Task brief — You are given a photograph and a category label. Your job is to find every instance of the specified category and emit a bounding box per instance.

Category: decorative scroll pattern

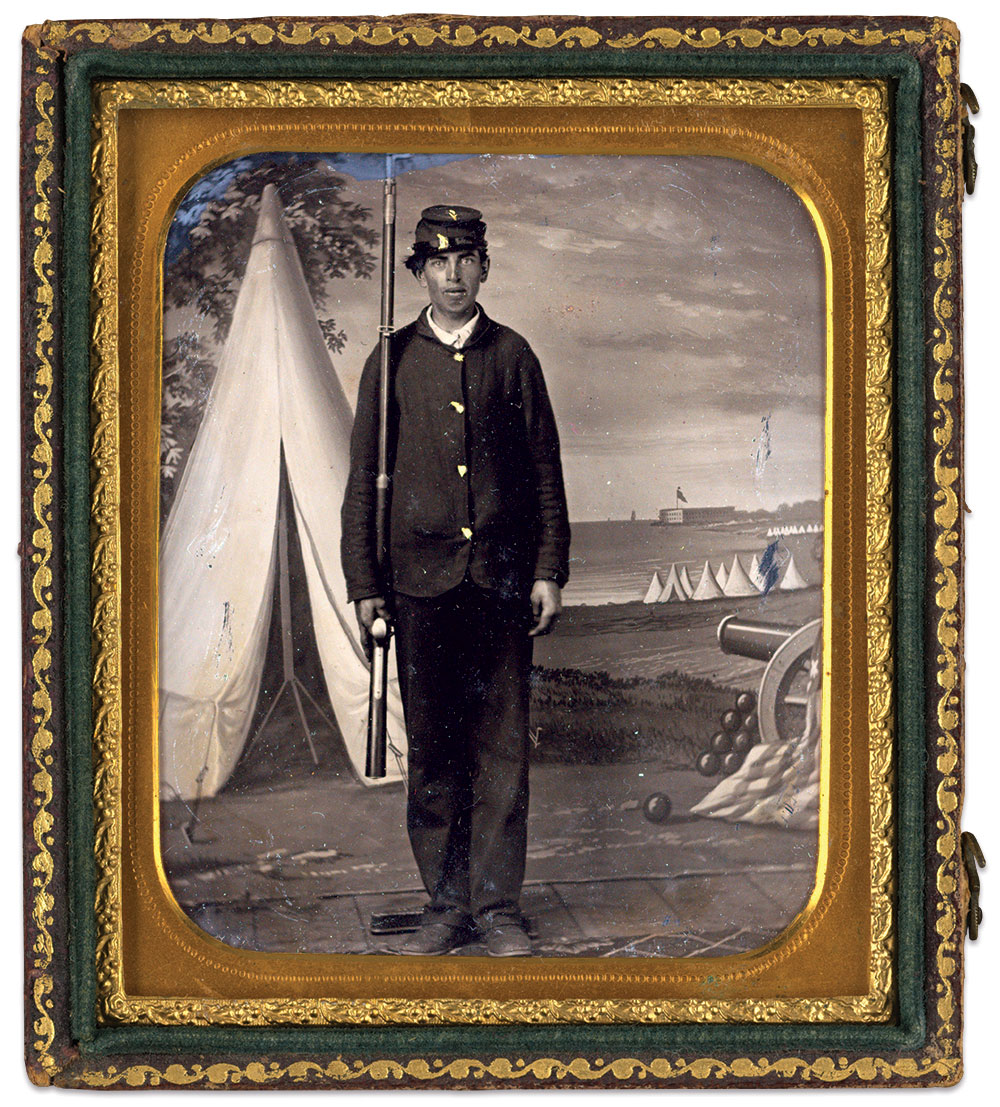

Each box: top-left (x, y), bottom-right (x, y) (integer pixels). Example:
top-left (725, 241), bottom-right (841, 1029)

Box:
top-left (24, 41), bottom-right (60, 1084)
top-left (75, 1053), bottom-right (961, 1089)
top-left (927, 33), bottom-right (964, 1058)
top-left (39, 19), bottom-right (944, 53)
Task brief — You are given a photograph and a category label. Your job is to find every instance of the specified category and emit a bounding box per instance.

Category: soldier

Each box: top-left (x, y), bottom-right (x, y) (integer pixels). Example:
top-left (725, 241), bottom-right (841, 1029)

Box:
top-left (341, 205), bottom-right (570, 956)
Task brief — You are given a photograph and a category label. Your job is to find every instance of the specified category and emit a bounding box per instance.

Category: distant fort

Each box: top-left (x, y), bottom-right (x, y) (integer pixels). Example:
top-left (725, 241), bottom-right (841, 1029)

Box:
top-left (654, 505), bottom-right (738, 526)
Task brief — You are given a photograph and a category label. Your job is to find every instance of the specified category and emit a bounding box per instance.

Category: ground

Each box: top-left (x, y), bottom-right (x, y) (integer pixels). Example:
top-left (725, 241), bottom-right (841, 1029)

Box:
top-left (160, 584), bottom-right (821, 958)
top-left (161, 761), bottom-right (817, 958)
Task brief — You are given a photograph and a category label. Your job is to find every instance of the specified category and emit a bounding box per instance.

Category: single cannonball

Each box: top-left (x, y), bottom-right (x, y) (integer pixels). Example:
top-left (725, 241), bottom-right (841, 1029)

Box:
top-left (642, 792), bottom-right (672, 823)
top-left (710, 730), bottom-right (733, 755)
top-left (733, 728), bottom-right (756, 755)
top-left (735, 690), bottom-right (757, 715)
top-left (720, 708), bottom-right (742, 733)
top-left (697, 750), bottom-right (721, 777)
top-left (722, 750), bottom-right (745, 775)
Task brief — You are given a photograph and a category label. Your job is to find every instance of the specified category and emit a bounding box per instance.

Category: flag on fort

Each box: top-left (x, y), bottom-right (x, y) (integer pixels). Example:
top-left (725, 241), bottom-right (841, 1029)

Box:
top-left (677, 487), bottom-right (688, 504)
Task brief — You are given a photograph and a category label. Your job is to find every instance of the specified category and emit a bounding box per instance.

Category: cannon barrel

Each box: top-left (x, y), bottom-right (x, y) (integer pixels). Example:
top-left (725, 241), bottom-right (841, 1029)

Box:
top-left (717, 615), bottom-right (798, 662)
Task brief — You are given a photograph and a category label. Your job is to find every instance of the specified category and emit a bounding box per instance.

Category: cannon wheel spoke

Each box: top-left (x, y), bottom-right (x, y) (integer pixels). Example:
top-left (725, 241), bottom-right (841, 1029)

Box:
top-left (757, 619), bottom-right (822, 747)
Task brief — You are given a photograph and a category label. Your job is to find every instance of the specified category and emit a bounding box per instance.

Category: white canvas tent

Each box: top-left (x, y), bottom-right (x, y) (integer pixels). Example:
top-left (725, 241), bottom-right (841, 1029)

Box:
top-left (749, 553), bottom-right (764, 592)
top-left (722, 554), bottom-right (759, 598)
top-left (690, 560), bottom-right (725, 601)
top-left (713, 561), bottom-right (729, 591)
top-left (642, 571), bottom-right (664, 604)
top-left (779, 553), bottom-right (809, 591)
top-left (677, 564), bottom-right (694, 598)
top-left (158, 185), bottom-right (407, 801)
top-left (657, 563), bottom-right (688, 602)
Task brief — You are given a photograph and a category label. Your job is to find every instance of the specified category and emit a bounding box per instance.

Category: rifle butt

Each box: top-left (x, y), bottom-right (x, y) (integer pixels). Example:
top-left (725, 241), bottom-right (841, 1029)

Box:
top-left (365, 619), bottom-right (391, 778)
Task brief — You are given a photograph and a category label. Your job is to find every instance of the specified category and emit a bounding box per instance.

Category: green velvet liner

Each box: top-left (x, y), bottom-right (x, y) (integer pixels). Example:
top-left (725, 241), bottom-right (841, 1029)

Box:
top-left (61, 45), bottom-right (926, 1060)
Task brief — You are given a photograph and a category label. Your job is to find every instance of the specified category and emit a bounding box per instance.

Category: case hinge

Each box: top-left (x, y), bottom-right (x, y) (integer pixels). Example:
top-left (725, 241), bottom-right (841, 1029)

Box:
top-left (961, 83), bottom-right (980, 196)
top-left (962, 831), bottom-right (985, 940)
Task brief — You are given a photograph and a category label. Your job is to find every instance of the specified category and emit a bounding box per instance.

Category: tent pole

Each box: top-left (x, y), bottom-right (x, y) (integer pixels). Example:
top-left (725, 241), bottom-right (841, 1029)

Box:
top-left (290, 681), bottom-right (319, 764)
top-left (243, 460), bottom-right (322, 767)
top-left (276, 476), bottom-right (320, 763)
top-left (277, 468), bottom-right (295, 683)
top-left (296, 681), bottom-right (338, 734)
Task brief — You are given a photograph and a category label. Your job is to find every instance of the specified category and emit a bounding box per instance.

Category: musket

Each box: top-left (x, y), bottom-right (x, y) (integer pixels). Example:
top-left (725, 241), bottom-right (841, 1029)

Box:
top-left (365, 159), bottom-right (396, 779)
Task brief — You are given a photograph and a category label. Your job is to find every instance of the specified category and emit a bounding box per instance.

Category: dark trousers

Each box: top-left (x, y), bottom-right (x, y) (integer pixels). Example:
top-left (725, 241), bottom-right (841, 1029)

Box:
top-left (393, 579), bottom-right (532, 928)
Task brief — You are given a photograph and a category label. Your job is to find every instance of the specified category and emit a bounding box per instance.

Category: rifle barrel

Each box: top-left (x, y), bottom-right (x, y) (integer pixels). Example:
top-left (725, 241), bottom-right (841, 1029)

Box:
top-left (375, 174), bottom-right (396, 565)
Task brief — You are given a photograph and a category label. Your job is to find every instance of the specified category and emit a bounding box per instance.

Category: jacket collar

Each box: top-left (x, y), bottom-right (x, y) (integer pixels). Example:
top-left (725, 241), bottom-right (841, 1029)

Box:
top-left (415, 304), bottom-right (494, 350)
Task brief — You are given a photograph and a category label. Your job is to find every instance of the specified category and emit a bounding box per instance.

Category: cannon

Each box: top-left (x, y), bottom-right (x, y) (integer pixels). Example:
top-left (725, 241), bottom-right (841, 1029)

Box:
top-left (717, 615), bottom-right (822, 746)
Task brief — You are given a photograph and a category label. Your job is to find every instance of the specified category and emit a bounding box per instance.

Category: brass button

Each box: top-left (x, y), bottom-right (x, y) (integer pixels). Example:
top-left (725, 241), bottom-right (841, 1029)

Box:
top-left (453, 351), bottom-right (465, 362)
top-left (450, 401), bottom-right (465, 413)
top-left (461, 527), bottom-right (473, 540)
top-left (457, 464), bottom-right (468, 477)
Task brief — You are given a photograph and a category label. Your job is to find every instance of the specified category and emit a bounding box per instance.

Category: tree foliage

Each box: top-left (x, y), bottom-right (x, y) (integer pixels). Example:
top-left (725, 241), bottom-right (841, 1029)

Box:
top-left (160, 333), bottom-right (216, 516)
top-left (161, 157), bottom-right (377, 517)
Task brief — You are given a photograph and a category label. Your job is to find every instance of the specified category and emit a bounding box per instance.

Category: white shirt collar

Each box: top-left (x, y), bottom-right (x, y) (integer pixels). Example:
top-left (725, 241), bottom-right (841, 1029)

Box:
top-left (426, 306), bottom-right (480, 349)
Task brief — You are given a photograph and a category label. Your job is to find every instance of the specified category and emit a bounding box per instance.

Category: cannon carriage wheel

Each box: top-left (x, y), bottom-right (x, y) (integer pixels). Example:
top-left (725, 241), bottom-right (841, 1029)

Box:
top-left (757, 618), bottom-right (822, 746)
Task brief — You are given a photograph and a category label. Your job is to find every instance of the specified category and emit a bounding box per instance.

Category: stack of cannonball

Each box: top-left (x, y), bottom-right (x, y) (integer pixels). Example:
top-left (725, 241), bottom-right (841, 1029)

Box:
top-left (695, 691), bottom-right (760, 777)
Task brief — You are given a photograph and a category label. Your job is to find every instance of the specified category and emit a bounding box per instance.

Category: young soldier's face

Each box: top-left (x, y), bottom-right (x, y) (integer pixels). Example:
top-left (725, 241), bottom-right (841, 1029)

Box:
top-left (418, 249), bottom-right (489, 325)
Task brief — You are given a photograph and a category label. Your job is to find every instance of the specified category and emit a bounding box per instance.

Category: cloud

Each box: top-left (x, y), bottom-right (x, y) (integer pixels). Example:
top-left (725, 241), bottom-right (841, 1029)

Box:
top-left (526, 225), bottom-right (625, 255)
top-left (226, 151), bottom-right (829, 515)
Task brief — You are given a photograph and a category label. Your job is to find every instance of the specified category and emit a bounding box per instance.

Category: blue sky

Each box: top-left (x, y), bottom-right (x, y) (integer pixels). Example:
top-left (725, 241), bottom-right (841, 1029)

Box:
top-left (165, 152), bottom-right (478, 264)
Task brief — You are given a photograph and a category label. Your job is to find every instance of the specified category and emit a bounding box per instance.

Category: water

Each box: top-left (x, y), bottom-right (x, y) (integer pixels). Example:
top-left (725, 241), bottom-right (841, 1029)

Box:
top-left (561, 520), bottom-right (823, 606)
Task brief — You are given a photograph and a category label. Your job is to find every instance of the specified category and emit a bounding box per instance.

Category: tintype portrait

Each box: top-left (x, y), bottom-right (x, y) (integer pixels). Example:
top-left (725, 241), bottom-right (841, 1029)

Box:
top-left (25, 15), bottom-right (973, 1087)
top-left (158, 152), bottom-right (824, 960)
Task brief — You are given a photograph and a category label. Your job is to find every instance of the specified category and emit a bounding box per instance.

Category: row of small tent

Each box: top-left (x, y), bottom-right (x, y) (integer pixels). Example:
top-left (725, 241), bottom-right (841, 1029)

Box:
top-left (642, 553), bottom-right (809, 604)
top-left (766, 523), bottom-right (823, 538)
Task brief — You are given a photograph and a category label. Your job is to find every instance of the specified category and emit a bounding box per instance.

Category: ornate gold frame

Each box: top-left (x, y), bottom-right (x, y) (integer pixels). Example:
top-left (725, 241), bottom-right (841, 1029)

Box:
top-left (21, 14), bottom-right (966, 1088)
top-left (88, 75), bottom-right (888, 1026)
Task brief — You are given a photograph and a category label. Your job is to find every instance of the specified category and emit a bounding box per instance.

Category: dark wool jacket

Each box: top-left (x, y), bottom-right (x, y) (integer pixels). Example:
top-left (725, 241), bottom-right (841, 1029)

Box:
top-left (341, 307), bottom-right (570, 602)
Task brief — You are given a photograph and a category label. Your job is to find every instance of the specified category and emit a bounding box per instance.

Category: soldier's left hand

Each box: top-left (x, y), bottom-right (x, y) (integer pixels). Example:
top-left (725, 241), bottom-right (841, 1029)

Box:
top-left (529, 579), bottom-right (562, 637)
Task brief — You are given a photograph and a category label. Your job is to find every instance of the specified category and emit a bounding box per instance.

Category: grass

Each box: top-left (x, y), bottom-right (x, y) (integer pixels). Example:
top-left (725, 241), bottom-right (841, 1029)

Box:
top-left (221, 664), bottom-right (745, 791)
top-left (528, 665), bottom-right (739, 769)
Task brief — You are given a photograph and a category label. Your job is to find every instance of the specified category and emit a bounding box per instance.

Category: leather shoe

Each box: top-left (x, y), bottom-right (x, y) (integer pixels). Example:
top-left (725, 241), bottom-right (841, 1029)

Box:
top-left (482, 923), bottom-right (532, 957)
top-left (399, 921), bottom-right (470, 956)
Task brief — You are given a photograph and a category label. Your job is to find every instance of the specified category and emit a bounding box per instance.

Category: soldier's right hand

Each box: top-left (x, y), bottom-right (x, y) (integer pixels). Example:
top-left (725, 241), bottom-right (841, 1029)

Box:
top-left (355, 596), bottom-right (392, 660)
